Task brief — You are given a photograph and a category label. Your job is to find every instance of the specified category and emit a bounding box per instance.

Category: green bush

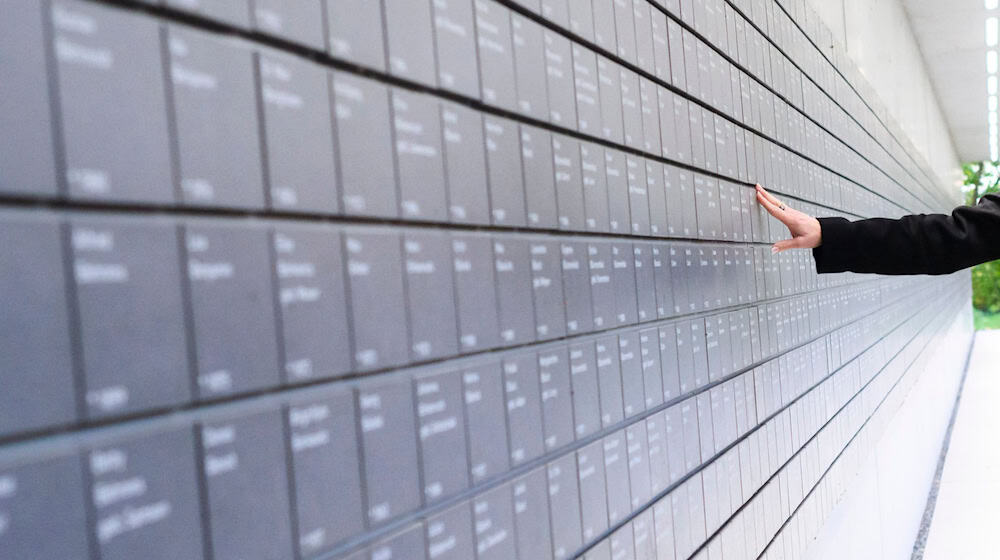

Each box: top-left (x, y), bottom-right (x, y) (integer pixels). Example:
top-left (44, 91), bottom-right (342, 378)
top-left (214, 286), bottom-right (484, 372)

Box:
top-left (964, 162), bottom-right (1000, 318)
top-left (972, 261), bottom-right (1000, 313)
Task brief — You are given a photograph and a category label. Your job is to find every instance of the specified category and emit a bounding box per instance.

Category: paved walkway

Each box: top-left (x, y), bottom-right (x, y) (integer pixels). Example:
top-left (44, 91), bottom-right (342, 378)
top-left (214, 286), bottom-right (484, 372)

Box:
top-left (922, 330), bottom-right (1000, 559)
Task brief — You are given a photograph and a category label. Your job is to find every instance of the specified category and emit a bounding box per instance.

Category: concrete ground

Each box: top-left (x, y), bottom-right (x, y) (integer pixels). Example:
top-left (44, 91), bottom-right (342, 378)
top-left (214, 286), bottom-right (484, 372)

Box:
top-left (922, 330), bottom-right (1000, 559)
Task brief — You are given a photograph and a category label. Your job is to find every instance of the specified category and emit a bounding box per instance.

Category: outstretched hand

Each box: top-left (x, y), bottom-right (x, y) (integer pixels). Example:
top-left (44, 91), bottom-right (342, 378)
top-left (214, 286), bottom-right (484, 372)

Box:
top-left (755, 184), bottom-right (822, 253)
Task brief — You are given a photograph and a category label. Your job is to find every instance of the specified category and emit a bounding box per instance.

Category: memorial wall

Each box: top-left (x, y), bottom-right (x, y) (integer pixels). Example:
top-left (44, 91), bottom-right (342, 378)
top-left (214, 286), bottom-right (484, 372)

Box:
top-left (0, 1), bottom-right (973, 559)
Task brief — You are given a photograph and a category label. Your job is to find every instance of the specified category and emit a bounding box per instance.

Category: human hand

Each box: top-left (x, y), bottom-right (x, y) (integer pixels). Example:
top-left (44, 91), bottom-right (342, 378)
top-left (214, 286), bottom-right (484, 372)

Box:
top-left (755, 184), bottom-right (822, 253)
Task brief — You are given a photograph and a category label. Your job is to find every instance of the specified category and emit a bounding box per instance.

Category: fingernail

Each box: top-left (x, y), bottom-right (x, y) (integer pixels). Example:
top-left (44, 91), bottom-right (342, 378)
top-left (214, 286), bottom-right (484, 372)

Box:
top-left (771, 246), bottom-right (779, 254)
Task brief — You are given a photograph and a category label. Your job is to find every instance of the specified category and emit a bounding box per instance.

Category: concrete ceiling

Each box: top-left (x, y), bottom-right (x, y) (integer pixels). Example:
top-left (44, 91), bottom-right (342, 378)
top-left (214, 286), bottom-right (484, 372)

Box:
top-left (903, 0), bottom-right (992, 162)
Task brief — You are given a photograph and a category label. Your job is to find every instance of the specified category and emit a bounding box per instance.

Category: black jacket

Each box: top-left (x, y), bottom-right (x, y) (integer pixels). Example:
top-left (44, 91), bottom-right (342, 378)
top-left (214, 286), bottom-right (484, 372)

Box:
top-left (812, 194), bottom-right (1000, 275)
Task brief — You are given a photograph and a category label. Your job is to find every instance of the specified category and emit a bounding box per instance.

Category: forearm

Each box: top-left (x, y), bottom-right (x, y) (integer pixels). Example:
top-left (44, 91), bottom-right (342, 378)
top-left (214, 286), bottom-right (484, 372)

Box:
top-left (812, 195), bottom-right (1000, 275)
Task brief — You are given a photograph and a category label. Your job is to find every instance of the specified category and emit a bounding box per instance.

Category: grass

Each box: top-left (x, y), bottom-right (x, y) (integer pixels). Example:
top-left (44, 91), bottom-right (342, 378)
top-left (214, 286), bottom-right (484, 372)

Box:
top-left (974, 308), bottom-right (1000, 330)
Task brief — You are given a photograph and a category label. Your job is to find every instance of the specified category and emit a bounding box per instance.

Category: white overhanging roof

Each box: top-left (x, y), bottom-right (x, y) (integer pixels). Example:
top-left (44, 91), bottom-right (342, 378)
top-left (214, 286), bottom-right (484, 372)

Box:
top-left (905, 0), bottom-right (993, 162)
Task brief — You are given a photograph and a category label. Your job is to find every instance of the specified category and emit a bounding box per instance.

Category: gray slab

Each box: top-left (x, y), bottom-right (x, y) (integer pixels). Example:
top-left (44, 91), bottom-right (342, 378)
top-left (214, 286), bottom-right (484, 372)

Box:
top-left (442, 102), bottom-right (491, 224)
top-left (550, 135), bottom-right (586, 231)
top-left (520, 125), bottom-right (558, 228)
top-left (415, 368), bottom-right (470, 503)
top-left (580, 142), bottom-right (610, 232)
top-left (687, 106), bottom-right (705, 170)
top-left (433, 0), bottom-right (480, 98)
top-left (273, 224), bottom-right (350, 383)
top-left (596, 336), bottom-right (625, 428)
top-left (544, 30), bottom-right (577, 129)
top-left (473, 484), bottom-right (517, 560)
top-left (667, 19), bottom-right (687, 90)
top-left (384, 0), bottom-right (436, 87)
top-left (627, 156), bottom-right (650, 235)
top-left (503, 353), bottom-right (545, 465)
top-left (287, 390), bottom-right (364, 557)
top-left (612, 242), bottom-right (639, 326)
top-left (633, 0), bottom-right (655, 73)
top-left (663, 405), bottom-right (686, 482)
top-left (651, 243), bottom-right (675, 319)
top-left (561, 241), bottom-right (593, 335)
top-left (597, 56), bottom-right (624, 144)
top-left (548, 454), bottom-right (583, 559)
top-left (169, 27), bottom-right (263, 209)
top-left (610, 522), bottom-right (636, 559)
top-left (586, 540), bottom-right (613, 560)
top-left (88, 426), bottom-right (203, 560)
top-left (633, 242), bottom-right (656, 322)
top-left (667, 244), bottom-right (690, 316)
top-left (619, 331), bottom-right (645, 418)
top-left (640, 327), bottom-right (664, 409)
top-left (620, 69), bottom-right (643, 151)
top-left (577, 440), bottom-right (609, 541)
top-left (568, 0), bottom-right (595, 40)
top-left (475, 0), bottom-right (518, 111)
top-left (538, 348), bottom-right (575, 452)
top-left (633, 509), bottom-right (656, 560)
top-left (404, 230), bottom-right (459, 361)
top-left (333, 72), bottom-right (398, 217)
top-left (344, 228), bottom-right (409, 371)
top-left (605, 150), bottom-right (630, 234)
top-left (71, 216), bottom-right (189, 418)
top-left (370, 523), bottom-right (427, 560)
top-left (451, 233), bottom-right (501, 352)
top-left (0, 451), bottom-right (90, 559)
top-left (569, 47), bottom-right (601, 140)
top-left (568, 341), bottom-right (601, 438)
top-left (259, 51), bottom-right (338, 213)
top-left (541, 0), bottom-right (570, 27)
top-left (462, 361), bottom-right (510, 483)
top-left (674, 319), bottom-right (695, 395)
top-left (0, 213), bottom-right (76, 436)
top-left (640, 81), bottom-right (662, 165)
top-left (185, 221), bottom-right (279, 399)
top-left (357, 375), bottom-right (421, 525)
top-left (485, 117), bottom-right (527, 226)
top-left (603, 431), bottom-right (632, 524)
top-left (252, 0), bottom-right (324, 48)
top-left (613, 0), bottom-right (637, 64)
top-left (646, 413), bottom-right (668, 494)
top-left (511, 14), bottom-right (549, 122)
top-left (676, 168), bottom-right (698, 236)
top-left (166, 0), bottom-right (250, 27)
top-left (0, 0), bottom-right (57, 197)
top-left (327, 0), bottom-right (385, 70)
top-left (671, 96), bottom-right (693, 166)
top-left (679, 398), bottom-right (701, 472)
top-left (426, 502), bottom-right (475, 560)
top-left (651, 9), bottom-right (671, 83)
top-left (54, 1), bottom-right (173, 204)
top-left (201, 409), bottom-right (294, 560)
top-left (493, 236), bottom-right (535, 345)
top-left (530, 239), bottom-right (567, 340)
top-left (592, 0), bottom-right (617, 52)
top-left (513, 467), bottom-right (554, 560)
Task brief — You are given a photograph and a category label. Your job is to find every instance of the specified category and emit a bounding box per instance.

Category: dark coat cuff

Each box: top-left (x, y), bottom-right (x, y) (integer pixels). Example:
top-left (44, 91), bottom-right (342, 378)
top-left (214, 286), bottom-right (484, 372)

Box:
top-left (812, 217), bottom-right (854, 274)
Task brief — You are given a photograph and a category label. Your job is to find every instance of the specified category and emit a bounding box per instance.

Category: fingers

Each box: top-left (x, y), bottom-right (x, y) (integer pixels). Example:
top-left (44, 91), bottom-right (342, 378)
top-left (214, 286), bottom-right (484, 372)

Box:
top-left (771, 237), bottom-right (808, 253)
top-left (756, 184), bottom-right (783, 207)
top-left (756, 190), bottom-right (793, 225)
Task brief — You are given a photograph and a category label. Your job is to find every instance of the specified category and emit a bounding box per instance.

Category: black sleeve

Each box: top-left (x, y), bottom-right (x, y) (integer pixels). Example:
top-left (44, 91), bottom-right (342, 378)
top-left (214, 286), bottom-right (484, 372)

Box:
top-left (811, 193), bottom-right (1000, 275)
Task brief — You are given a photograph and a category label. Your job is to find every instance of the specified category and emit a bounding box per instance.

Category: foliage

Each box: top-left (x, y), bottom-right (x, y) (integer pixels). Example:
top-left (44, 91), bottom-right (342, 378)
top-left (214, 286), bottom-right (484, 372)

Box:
top-left (962, 161), bottom-right (1000, 205)
top-left (972, 260), bottom-right (1000, 312)
top-left (964, 161), bottom-right (1000, 324)
top-left (973, 308), bottom-right (1000, 330)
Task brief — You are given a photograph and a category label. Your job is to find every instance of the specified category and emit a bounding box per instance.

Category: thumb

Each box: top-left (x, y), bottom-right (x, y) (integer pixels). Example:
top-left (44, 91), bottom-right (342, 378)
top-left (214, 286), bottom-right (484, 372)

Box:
top-left (772, 238), bottom-right (806, 253)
